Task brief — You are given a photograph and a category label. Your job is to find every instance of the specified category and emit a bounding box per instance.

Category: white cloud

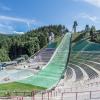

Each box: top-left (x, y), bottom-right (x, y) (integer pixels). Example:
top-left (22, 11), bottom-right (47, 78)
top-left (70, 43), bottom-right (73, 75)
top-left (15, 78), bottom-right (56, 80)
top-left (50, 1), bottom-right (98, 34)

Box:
top-left (0, 15), bottom-right (37, 34)
top-left (0, 23), bottom-right (25, 34)
top-left (80, 13), bottom-right (98, 22)
top-left (0, 15), bottom-right (36, 25)
top-left (13, 31), bottom-right (24, 34)
top-left (74, 0), bottom-right (100, 8)
top-left (76, 13), bottom-right (100, 23)
top-left (1, 6), bottom-right (11, 11)
top-left (0, 23), bottom-right (14, 34)
top-left (83, 0), bottom-right (100, 8)
top-left (0, 3), bottom-right (11, 11)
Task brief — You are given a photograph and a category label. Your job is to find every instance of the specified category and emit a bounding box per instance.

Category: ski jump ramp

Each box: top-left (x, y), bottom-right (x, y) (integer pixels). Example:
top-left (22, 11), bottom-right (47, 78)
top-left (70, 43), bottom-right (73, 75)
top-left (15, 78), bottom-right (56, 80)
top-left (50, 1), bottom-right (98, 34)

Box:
top-left (17, 33), bottom-right (71, 89)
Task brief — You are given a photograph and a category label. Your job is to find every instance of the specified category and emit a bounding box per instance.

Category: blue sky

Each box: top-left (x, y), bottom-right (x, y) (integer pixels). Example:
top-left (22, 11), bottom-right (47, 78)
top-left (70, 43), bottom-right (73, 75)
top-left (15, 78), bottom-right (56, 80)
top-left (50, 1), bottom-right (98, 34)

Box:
top-left (0, 0), bottom-right (100, 34)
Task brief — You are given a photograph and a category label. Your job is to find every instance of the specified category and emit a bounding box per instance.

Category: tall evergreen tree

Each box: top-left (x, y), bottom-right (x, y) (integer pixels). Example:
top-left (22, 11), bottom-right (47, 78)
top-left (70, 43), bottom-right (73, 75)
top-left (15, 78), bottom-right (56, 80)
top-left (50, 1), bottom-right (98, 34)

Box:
top-left (90, 25), bottom-right (96, 41)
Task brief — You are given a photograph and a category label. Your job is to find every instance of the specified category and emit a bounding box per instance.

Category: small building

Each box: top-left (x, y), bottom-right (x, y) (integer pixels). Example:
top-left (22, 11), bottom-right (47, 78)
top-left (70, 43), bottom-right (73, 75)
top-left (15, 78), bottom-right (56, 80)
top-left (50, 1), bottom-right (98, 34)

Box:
top-left (15, 57), bottom-right (25, 64)
top-left (49, 32), bottom-right (55, 44)
top-left (2, 61), bottom-right (17, 67)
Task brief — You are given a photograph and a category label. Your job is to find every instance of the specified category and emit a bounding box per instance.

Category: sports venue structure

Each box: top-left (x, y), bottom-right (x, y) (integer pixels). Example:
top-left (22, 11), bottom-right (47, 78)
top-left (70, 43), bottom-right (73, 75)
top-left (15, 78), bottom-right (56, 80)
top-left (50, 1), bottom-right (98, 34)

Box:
top-left (0, 33), bottom-right (100, 100)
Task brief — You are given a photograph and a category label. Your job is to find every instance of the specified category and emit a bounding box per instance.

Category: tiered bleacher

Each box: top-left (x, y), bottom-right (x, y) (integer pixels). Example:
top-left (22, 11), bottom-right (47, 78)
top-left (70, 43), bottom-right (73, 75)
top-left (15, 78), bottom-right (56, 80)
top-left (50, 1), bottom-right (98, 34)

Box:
top-left (29, 43), bottom-right (56, 68)
top-left (66, 67), bottom-right (73, 80)
top-left (68, 63), bottom-right (83, 81)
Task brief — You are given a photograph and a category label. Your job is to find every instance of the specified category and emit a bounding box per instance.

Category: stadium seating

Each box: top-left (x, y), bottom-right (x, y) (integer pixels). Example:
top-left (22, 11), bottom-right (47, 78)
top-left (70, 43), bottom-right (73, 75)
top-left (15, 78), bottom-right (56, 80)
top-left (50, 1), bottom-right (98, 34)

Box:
top-left (31, 48), bottom-right (55, 63)
top-left (68, 63), bottom-right (83, 81)
top-left (66, 67), bottom-right (73, 80)
top-left (82, 60), bottom-right (100, 72)
top-left (72, 61), bottom-right (98, 79)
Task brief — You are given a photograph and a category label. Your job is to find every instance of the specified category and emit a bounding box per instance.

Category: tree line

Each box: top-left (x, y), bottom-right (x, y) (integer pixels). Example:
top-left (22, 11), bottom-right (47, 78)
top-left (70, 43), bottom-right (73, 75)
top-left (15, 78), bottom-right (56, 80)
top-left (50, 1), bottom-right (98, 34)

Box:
top-left (0, 25), bottom-right (68, 62)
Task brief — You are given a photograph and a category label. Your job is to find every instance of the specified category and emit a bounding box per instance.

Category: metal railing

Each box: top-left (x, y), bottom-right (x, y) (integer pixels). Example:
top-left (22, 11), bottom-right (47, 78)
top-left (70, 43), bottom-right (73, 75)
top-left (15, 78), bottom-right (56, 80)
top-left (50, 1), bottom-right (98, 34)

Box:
top-left (9, 90), bottom-right (100, 100)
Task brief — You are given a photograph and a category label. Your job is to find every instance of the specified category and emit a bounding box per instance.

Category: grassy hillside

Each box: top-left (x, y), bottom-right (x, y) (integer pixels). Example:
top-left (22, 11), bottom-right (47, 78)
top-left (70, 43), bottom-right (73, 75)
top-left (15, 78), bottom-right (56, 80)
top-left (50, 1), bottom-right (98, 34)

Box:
top-left (0, 82), bottom-right (46, 96)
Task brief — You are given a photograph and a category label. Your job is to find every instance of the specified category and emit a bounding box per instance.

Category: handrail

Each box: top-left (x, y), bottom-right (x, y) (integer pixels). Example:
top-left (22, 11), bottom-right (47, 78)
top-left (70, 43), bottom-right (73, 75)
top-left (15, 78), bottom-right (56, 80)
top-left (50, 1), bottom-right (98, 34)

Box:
top-left (61, 89), bottom-right (100, 100)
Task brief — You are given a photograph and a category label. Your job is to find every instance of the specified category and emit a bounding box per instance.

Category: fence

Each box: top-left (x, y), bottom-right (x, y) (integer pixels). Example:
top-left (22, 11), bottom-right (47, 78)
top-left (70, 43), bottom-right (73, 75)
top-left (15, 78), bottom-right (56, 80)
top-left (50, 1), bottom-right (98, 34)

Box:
top-left (7, 90), bottom-right (100, 100)
top-left (61, 90), bottom-right (100, 100)
top-left (1, 79), bottom-right (100, 100)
